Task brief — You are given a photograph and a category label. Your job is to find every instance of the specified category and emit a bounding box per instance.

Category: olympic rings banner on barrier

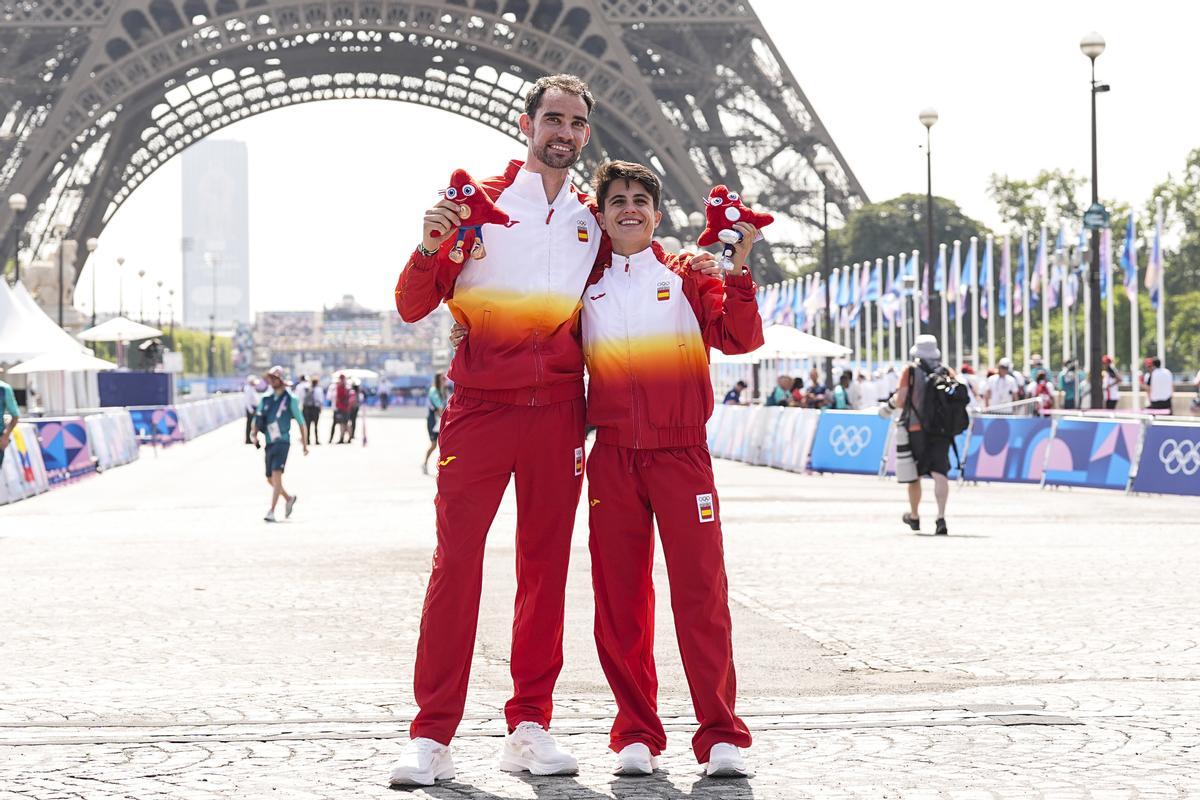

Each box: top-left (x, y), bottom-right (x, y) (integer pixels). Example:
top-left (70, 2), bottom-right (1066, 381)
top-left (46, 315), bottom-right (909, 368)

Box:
top-left (810, 410), bottom-right (891, 475)
top-left (1042, 418), bottom-right (1142, 491)
top-left (34, 417), bottom-right (96, 485)
top-left (963, 416), bottom-right (1053, 484)
top-left (1131, 423), bottom-right (1200, 496)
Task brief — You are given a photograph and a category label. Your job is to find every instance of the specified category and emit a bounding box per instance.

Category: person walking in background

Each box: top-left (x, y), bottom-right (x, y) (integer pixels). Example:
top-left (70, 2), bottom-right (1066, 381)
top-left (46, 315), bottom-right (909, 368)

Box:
top-left (765, 375), bottom-right (791, 406)
top-left (422, 373), bottom-right (449, 475)
top-left (722, 380), bottom-right (747, 405)
top-left (243, 375), bottom-right (260, 445)
top-left (331, 373), bottom-right (351, 444)
top-left (1147, 358), bottom-right (1174, 411)
top-left (379, 375), bottom-right (392, 411)
top-left (887, 334), bottom-right (967, 536)
top-left (348, 379), bottom-right (363, 442)
top-left (1058, 359), bottom-right (1081, 410)
top-left (983, 358), bottom-right (1020, 412)
top-left (250, 366), bottom-right (309, 522)
top-left (831, 371), bottom-right (853, 409)
top-left (1101, 355), bottom-right (1121, 410)
top-left (303, 376), bottom-right (323, 445)
top-left (0, 376), bottom-right (20, 471)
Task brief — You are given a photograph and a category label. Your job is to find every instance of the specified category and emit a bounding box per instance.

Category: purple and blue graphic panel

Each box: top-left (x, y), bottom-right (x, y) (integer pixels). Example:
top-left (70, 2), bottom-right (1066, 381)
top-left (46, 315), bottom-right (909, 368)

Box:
top-left (34, 418), bottom-right (95, 485)
top-left (129, 407), bottom-right (183, 444)
top-left (1042, 419), bottom-right (1142, 490)
top-left (1131, 423), bottom-right (1200, 497)
top-left (963, 416), bottom-right (1053, 484)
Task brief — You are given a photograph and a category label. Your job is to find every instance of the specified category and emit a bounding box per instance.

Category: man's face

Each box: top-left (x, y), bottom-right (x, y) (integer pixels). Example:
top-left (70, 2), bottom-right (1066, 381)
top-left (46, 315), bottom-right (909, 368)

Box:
top-left (268, 375), bottom-right (283, 392)
top-left (520, 89), bottom-right (590, 170)
top-left (999, 366), bottom-right (1009, 377)
top-left (598, 178), bottom-right (661, 252)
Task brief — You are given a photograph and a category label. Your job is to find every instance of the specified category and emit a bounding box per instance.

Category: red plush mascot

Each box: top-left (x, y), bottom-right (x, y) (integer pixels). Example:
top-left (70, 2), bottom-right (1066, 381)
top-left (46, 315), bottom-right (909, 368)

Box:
top-left (431, 168), bottom-right (517, 263)
top-left (697, 185), bottom-right (774, 271)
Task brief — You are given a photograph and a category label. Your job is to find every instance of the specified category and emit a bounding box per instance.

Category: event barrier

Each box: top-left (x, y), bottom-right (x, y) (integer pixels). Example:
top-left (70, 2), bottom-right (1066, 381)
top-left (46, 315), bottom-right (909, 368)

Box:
top-left (1131, 421), bottom-right (1200, 497)
top-left (963, 416), bottom-right (1053, 484)
top-left (709, 405), bottom-right (822, 472)
top-left (1042, 417), bottom-right (1144, 491)
top-left (85, 410), bottom-right (140, 471)
top-left (0, 422), bottom-right (50, 505)
top-left (129, 406), bottom-right (184, 445)
top-left (809, 410), bottom-right (892, 475)
top-left (762, 407), bottom-right (821, 473)
top-left (33, 417), bottom-right (96, 485)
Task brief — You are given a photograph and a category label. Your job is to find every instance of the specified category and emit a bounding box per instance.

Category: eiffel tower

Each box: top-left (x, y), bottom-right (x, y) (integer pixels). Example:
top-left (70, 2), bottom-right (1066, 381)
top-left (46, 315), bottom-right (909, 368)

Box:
top-left (0, 0), bottom-right (867, 287)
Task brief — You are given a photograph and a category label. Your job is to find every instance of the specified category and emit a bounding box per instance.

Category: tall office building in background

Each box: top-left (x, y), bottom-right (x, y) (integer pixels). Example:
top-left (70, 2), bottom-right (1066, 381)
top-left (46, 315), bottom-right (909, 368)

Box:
top-left (181, 139), bottom-right (250, 330)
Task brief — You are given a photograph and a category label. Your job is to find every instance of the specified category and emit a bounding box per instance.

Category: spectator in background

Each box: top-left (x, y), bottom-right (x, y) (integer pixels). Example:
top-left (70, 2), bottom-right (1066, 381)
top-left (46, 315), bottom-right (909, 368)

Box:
top-left (984, 358), bottom-right (1020, 413)
top-left (959, 364), bottom-right (981, 411)
top-left (790, 376), bottom-right (806, 406)
top-left (856, 371), bottom-right (880, 409)
top-left (1032, 371), bottom-right (1055, 415)
top-left (1025, 353), bottom-right (1046, 396)
top-left (1190, 367), bottom-right (1200, 416)
top-left (348, 379), bottom-right (364, 441)
top-left (722, 380), bottom-right (748, 405)
top-left (303, 376), bottom-right (323, 444)
top-left (0, 375), bottom-right (19, 471)
top-left (422, 373), bottom-right (449, 475)
top-left (331, 373), bottom-right (352, 444)
top-left (804, 367), bottom-right (828, 408)
top-left (1147, 358), bottom-right (1174, 411)
top-left (1058, 359), bottom-right (1081, 410)
top-left (831, 371), bottom-right (853, 409)
top-left (883, 365), bottom-right (900, 399)
top-left (1101, 355), bottom-right (1121, 410)
top-left (243, 375), bottom-right (261, 445)
top-left (765, 375), bottom-right (792, 407)
top-left (379, 376), bottom-right (392, 411)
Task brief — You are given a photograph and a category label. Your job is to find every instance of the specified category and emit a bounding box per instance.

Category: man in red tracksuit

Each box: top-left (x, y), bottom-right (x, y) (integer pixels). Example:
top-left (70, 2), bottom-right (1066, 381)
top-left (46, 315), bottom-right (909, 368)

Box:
top-left (581, 161), bottom-right (764, 777)
top-left (388, 74), bottom-right (606, 787)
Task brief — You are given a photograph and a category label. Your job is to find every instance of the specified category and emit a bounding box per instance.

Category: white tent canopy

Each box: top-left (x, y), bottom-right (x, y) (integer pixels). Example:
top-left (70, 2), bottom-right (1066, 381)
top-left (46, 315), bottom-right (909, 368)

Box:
top-left (77, 316), bottom-right (163, 342)
top-left (5, 350), bottom-right (118, 374)
top-left (0, 280), bottom-right (88, 361)
top-left (711, 325), bottom-right (851, 364)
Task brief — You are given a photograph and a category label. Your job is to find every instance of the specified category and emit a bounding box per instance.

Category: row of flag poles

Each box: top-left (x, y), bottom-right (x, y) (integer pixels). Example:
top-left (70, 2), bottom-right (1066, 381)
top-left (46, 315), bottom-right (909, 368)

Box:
top-left (753, 204), bottom-right (1167, 394)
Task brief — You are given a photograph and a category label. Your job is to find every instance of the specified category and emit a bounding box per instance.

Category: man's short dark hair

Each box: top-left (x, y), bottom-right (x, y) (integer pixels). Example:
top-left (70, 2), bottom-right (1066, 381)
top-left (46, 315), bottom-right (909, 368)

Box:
top-left (524, 74), bottom-right (595, 118)
top-left (1152, 358), bottom-right (1162, 368)
top-left (736, 380), bottom-right (747, 388)
top-left (592, 160), bottom-right (661, 211)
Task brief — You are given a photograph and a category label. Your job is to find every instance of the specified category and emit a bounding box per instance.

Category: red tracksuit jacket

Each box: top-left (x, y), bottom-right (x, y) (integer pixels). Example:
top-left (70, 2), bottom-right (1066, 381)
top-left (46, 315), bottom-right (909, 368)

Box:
top-left (394, 160), bottom-right (605, 404)
top-left (581, 242), bottom-right (764, 449)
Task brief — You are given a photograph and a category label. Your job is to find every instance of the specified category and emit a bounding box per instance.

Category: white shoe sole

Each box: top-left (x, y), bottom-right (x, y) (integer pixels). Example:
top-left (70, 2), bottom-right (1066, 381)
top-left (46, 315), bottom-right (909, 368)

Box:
top-left (388, 764), bottom-right (455, 786)
top-left (499, 755), bottom-right (579, 776)
top-left (614, 761), bottom-right (655, 776)
top-left (705, 763), bottom-right (754, 778)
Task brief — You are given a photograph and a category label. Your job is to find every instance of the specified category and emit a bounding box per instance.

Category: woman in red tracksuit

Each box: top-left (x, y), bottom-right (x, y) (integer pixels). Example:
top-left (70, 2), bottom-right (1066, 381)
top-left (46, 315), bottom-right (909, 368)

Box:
top-left (582, 161), bottom-right (764, 778)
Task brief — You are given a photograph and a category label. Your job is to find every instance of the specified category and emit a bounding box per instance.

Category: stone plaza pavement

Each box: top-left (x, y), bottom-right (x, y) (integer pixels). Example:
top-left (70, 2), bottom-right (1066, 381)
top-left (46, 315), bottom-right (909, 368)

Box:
top-left (1, 416), bottom-right (1197, 799)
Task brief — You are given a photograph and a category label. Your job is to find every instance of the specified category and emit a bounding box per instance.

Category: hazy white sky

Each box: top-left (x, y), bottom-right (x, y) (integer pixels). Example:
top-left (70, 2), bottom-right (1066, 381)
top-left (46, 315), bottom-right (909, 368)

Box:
top-left (82, 0), bottom-right (1197, 316)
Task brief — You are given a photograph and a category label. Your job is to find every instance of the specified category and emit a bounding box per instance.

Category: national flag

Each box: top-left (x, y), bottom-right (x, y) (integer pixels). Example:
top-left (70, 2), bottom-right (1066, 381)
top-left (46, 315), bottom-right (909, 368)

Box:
top-left (999, 237), bottom-right (1011, 318)
top-left (1047, 262), bottom-right (1061, 310)
top-left (880, 259), bottom-right (899, 323)
top-left (792, 277), bottom-right (807, 330)
top-left (1121, 216), bottom-right (1138, 302)
top-left (867, 260), bottom-right (881, 301)
top-left (1031, 227), bottom-right (1047, 307)
top-left (837, 265), bottom-right (851, 307)
top-left (1014, 234), bottom-right (1026, 316)
top-left (777, 280), bottom-right (793, 326)
top-left (947, 241), bottom-right (961, 320)
top-left (921, 262), bottom-right (930, 323)
top-left (1064, 269), bottom-right (1078, 309)
top-left (1146, 214), bottom-right (1163, 309)
top-left (933, 246), bottom-right (945, 293)
top-left (828, 269), bottom-right (838, 314)
top-left (980, 240), bottom-right (992, 320)
top-left (1099, 227), bottom-right (1111, 300)
top-left (858, 260), bottom-right (871, 304)
top-left (959, 238), bottom-right (976, 312)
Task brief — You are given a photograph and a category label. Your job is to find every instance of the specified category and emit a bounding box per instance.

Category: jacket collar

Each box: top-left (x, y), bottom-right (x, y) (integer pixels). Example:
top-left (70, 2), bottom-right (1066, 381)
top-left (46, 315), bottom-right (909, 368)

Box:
top-left (611, 240), bottom-right (670, 270)
top-left (505, 159), bottom-right (578, 207)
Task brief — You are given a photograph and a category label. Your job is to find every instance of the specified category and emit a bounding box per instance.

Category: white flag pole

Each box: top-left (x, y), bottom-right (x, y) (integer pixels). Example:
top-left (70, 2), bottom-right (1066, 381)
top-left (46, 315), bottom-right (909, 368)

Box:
top-left (1021, 229), bottom-right (1030, 372)
top-left (952, 240), bottom-right (963, 371)
top-left (985, 233), bottom-right (995, 370)
top-left (1155, 196), bottom-right (1166, 364)
top-left (912, 248), bottom-right (921, 346)
top-left (899, 254), bottom-right (909, 361)
top-left (1059, 245), bottom-right (1070, 367)
top-left (1105, 229), bottom-right (1115, 360)
top-left (875, 257), bottom-right (884, 369)
top-left (969, 235), bottom-right (979, 371)
top-left (1003, 234), bottom-right (1013, 365)
top-left (938, 243), bottom-right (948, 357)
top-left (1040, 224), bottom-right (1050, 367)
top-left (887, 255), bottom-right (896, 363)
top-left (851, 263), bottom-right (860, 368)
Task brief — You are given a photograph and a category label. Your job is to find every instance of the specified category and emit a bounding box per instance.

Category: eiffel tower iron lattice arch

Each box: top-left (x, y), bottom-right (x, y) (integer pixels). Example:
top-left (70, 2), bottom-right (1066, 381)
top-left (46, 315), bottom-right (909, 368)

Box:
top-left (0, 0), bottom-right (866, 286)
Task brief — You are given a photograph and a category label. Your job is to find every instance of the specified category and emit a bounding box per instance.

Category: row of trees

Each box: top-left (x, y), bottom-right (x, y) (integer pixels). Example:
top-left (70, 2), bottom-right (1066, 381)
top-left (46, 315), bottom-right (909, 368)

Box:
top-left (805, 148), bottom-right (1200, 375)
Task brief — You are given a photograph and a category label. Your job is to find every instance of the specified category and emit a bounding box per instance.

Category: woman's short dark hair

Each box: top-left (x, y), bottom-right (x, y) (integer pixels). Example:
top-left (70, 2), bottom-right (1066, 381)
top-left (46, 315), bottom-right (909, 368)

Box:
top-left (592, 160), bottom-right (661, 211)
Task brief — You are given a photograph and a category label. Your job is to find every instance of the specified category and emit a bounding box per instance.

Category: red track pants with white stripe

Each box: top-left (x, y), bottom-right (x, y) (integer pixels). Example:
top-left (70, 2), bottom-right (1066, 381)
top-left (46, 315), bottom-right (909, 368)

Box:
top-left (586, 442), bottom-right (751, 763)
top-left (409, 392), bottom-right (585, 743)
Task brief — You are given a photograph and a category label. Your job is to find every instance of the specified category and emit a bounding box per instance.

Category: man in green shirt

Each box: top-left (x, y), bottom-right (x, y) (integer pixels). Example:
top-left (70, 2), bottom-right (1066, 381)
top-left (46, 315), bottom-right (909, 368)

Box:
top-left (0, 379), bottom-right (19, 471)
top-left (250, 366), bottom-right (309, 522)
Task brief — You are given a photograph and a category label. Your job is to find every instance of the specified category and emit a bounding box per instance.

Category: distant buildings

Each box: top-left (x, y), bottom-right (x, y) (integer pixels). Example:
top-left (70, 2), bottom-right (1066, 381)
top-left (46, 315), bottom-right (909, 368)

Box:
top-left (181, 139), bottom-right (250, 331)
top-left (252, 295), bottom-right (451, 386)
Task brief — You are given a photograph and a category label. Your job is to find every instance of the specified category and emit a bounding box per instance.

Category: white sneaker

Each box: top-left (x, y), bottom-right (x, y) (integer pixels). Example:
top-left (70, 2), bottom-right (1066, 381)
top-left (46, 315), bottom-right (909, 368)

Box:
top-left (388, 737), bottom-right (455, 786)
top-left (613, 742), bottom-right (658, 776)
top-left (263, 510), bottom-right (276, 522)
top-left (704, 743), bottom-right (754, 778)
top-left (285, 495), bottom-right (297, 519)
top-left (499, 721), bottom-right (579, 775)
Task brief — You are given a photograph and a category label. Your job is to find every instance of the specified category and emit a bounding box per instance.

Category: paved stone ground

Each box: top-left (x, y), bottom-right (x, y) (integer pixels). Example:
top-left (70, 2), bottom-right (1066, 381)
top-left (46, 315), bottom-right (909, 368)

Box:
top-left (2, 417), bottom-right (1197, 799)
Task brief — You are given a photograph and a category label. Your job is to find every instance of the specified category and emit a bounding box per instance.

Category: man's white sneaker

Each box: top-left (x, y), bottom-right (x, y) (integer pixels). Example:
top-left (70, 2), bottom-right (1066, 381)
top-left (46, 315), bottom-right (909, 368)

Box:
top-left (388, 737), bottom-right (455, 786)
top-left (613, 742), bottom-right (658, 776)
top-left (263, 510), bottom-right (276, 522)
top-left (499, 721), bottom-right (579, 775)
top-left (704, 743), bottom-right (754, 778)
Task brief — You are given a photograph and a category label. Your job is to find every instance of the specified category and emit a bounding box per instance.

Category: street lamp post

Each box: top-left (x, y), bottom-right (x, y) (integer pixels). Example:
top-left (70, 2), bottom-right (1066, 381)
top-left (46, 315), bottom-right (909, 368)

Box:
top-left (205, 252), bottom-right (218, 381)
top-left (156, 280), bottom-right (163, 329)
top-left (86, 237), bottom-right (100, 328)
top-left (137, 269), bottom-right (146, 322)
top-left (53, 224), bottom-right (67, 327)
top-left (7, 193), bottom-right (26, 285)
top-left (814, 152), bottom-right (838, 390)
top-left (919, 108), bottom-right (938, 339)
top-left (116, 256), bottom-right (126, 317)
top-left (168, 288), bottom-right (176, 344)
top-left (1081, 32), bottom-right (1107, 409)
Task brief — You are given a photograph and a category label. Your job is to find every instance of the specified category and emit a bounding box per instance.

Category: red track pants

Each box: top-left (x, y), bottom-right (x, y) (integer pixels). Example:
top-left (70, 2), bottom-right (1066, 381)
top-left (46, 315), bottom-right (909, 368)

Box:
top-left (586, 442), bottom-right (751, 762)
top-left (410, 393), bottom-right (585, 743)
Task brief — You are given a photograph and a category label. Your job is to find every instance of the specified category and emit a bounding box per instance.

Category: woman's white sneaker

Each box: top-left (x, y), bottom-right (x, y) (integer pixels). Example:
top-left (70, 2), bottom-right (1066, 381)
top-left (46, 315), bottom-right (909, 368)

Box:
top-left (613, 742), bottom-right (658, 775)
top-left (704, 743), bottom-right (754, 778)
top-left (388, 737), bottom-right (455, 786)
top-left (499, 721), bottom-right (579, 775)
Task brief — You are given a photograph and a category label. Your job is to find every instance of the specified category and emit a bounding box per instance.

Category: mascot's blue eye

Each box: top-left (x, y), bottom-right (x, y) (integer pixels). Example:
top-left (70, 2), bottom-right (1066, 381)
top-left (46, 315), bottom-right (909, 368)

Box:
top-left (727, 192), bottom-right (740, 202)
top-left (462, 185), bottom-right (476, 197)
top-left (445, 187), bottom-right (458, 199)
top-left (710, 196), bottom-right (723, 206)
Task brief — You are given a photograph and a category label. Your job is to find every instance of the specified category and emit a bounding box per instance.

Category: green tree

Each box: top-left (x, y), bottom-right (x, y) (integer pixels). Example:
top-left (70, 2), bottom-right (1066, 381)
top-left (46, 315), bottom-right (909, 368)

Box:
top-left (1147, 146), bottom-right (1200, 299)
top-left (987, 169), bottom-right (1086, 233)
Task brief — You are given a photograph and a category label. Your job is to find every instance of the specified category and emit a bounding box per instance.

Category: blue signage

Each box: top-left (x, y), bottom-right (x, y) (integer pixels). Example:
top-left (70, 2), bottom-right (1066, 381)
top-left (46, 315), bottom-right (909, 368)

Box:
top-left (810, 411), bottom-right (891, 475)
top-left (1131, 424), bottom-right (1200, 496)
